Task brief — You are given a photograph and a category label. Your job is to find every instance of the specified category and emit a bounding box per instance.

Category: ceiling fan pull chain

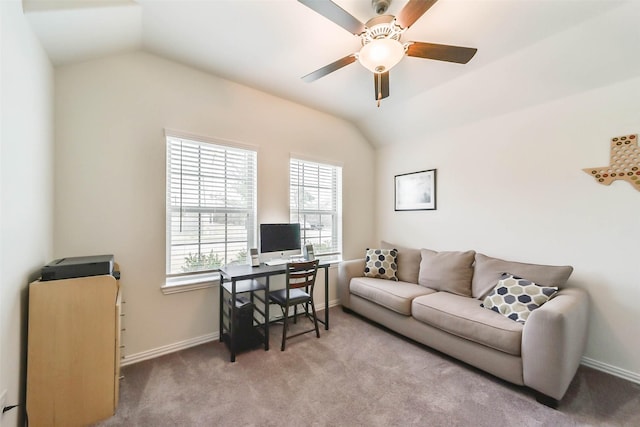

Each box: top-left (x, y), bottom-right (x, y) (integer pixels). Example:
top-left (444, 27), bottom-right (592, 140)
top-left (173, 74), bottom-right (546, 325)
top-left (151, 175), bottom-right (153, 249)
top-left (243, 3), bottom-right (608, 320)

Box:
top-left (377, 73), bottom-right (382, 108)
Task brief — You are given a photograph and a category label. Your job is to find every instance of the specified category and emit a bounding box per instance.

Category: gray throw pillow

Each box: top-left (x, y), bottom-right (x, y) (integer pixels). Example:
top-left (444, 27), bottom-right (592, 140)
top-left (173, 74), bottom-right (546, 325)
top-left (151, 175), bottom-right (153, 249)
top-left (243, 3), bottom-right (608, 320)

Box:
top-left (472, 253), bottom-right (573, 299)
top-left (381, 241), bottom-right (421, 284)
top-left (418, 249), bottom-right (476, 297)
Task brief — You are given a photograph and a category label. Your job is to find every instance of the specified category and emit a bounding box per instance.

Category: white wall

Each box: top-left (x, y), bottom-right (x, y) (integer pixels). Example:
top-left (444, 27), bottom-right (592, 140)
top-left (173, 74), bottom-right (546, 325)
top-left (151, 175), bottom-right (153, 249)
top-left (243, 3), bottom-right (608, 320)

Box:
top-left (376, 74), bottom-right (640, 381)
top-left (0, 1), bottom-right (54, 426)
top-left (54, 52), bottom-right (375, 361)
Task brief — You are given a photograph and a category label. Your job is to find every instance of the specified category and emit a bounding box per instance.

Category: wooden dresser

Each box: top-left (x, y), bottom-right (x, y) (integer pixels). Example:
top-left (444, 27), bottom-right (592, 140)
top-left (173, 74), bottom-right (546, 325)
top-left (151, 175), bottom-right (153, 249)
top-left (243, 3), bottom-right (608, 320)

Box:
top-left (26, 267), bottom-right (122, 426)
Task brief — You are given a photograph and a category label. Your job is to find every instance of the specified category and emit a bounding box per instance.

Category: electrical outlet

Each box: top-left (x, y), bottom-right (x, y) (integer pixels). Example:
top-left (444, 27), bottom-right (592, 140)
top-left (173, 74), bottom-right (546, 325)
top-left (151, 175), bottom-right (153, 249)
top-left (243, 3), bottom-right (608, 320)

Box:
top-left (0, 389), bottom-right (6, 413)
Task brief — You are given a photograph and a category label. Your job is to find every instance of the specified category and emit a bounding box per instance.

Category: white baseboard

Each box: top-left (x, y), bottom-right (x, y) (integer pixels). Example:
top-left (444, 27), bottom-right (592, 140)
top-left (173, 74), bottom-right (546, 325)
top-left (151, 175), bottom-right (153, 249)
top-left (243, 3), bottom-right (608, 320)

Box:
top-left (121, 299), bottom-right (341, 367)
top-left (581, 356), bottom-right (640, 385)
top-left (121, 333), bottom-right (218, 366)
top-left (317, 298), bottom-right (340, 312)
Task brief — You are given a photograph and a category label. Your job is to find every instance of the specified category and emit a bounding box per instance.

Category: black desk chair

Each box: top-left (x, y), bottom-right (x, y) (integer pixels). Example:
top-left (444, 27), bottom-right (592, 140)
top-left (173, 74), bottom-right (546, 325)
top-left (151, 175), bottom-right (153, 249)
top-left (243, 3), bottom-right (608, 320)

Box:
top-left (269, 260), bottom-right (320, 351)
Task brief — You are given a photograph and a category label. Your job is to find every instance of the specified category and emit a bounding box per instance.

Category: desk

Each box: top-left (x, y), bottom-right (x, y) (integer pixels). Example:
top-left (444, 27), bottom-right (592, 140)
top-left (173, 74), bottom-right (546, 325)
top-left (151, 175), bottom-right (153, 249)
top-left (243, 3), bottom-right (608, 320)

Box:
top-left (219, 260), bottom-right (332, 362)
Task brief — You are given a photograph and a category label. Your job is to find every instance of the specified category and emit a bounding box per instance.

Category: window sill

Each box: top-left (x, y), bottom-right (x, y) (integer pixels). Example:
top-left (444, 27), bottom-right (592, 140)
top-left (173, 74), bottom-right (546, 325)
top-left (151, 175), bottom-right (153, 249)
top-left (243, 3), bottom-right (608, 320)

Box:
top-left (162, 272), bottom-right (220, 295)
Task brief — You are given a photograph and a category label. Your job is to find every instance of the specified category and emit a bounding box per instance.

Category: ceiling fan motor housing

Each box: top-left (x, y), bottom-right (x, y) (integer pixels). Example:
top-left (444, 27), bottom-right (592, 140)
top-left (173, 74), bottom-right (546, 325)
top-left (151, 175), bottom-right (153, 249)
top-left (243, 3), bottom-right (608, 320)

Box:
top-left (372, 0), bottom-right (391, 15)
top-left (361, 15), bottom-right (404, 45)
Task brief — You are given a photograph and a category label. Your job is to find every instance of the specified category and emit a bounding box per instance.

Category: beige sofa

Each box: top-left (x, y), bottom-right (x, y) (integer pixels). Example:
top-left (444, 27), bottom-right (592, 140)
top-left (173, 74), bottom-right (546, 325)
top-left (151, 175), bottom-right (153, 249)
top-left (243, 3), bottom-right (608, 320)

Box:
top-left (338, 242), bottom-right (589, 407)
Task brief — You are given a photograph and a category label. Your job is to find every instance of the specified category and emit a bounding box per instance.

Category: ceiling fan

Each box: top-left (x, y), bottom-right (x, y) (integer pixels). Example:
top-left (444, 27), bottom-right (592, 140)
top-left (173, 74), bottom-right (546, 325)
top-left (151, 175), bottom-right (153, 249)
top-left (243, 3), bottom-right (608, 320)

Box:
top-left (298, 0), bottom-right (477, 106)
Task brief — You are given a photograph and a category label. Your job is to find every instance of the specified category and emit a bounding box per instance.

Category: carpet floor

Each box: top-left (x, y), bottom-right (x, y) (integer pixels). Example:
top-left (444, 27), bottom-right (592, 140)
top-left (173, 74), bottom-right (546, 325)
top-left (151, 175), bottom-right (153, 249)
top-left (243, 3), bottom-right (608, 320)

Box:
top-left (96, 307), bottom-right (640, 426)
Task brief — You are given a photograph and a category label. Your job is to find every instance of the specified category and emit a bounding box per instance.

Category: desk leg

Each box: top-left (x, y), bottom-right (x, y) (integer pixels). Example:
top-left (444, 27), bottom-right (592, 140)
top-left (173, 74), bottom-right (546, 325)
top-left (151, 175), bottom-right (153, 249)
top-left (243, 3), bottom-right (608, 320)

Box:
top-left (219, 280), bottom-right (224, 343)
top-left (265, 276), bottom-right (270, 351)
top-left (229, 280), bottom-right (237, 363)
top-left (324, 266), bottom-right (329, 330)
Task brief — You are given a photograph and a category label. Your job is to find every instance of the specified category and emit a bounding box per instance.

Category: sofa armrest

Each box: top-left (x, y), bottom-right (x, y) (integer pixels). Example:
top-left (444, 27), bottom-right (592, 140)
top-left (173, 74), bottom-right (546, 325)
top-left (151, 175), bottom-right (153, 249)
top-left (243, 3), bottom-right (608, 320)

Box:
top-left (338, 258), bottom-right (365, 309)
top-left (522, 287), bottom-right (589, 401)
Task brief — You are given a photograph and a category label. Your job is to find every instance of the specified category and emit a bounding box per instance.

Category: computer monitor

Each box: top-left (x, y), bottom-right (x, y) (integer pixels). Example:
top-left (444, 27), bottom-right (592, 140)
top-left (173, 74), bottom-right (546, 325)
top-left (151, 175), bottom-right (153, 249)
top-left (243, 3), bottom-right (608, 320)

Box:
top-left (259, 223), bottom-right (301, 254)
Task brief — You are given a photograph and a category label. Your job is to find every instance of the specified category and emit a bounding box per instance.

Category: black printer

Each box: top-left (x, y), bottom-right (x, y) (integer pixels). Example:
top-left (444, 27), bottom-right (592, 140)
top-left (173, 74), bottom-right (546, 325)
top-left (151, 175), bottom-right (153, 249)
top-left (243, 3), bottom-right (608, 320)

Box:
top-left (41, 254), bottom-right (119, 281)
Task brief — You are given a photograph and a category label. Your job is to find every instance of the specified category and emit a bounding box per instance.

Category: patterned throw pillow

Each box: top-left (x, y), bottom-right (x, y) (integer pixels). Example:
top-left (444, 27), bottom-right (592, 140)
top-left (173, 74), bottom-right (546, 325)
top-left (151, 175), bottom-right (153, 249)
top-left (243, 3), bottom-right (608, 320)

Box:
top-left (481, 273), bottom-right (558, 324)
top-left (364, 248), bottom-right (399, 281)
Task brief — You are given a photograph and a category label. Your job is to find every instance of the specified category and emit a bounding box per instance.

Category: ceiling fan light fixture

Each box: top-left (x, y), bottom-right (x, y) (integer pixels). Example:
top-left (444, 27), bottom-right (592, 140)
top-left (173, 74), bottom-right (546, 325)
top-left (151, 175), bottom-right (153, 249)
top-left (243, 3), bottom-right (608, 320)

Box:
top-left (358, 38), bottom-right (405, 73)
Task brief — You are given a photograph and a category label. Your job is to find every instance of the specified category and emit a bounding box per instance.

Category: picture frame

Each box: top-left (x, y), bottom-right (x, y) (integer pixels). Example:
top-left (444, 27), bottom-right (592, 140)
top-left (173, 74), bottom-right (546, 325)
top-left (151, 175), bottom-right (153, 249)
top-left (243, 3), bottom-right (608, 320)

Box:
top-left (394, 169), bottom-right (437, 211)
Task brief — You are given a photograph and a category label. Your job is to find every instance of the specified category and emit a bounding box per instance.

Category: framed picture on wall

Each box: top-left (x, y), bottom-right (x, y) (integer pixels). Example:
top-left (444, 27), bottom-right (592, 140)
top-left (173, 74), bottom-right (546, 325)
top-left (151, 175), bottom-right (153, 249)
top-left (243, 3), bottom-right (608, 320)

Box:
top-left (395, 169), bottom-right (437, 211)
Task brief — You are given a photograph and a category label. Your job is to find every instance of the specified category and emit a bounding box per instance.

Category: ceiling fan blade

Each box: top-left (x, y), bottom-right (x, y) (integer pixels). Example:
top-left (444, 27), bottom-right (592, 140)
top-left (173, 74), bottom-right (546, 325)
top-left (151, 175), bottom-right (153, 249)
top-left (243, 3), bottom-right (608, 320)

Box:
top-left (396, 0), bottom-right (439, 29)
top-left (374, 71), bottom-right (390, 101)
top-left (406, 42), bottom-right (477, 64)
top-left (302, 54), bottom-right (357, 83)
top-left (298, 0), bottom-right (365, 35)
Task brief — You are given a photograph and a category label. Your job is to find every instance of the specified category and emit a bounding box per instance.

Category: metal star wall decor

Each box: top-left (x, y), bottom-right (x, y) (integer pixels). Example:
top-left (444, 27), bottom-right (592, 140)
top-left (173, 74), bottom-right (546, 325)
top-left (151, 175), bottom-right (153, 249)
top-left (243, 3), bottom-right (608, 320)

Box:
top-left (584, 134), bottom-right (640, 192)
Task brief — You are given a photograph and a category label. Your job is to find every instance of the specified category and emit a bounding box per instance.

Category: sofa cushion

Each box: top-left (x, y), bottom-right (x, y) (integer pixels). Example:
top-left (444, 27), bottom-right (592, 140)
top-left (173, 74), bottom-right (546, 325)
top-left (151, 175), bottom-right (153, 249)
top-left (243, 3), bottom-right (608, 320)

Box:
top-left (472, 253), bottom-right (573, 299)
top-left (481, 273), bottom-right (558, 324)
top-left (350, 277), bottom-right (436, 316)
top-left (412, 292), bottom-right (523, 356)
top-left (364, 248), bottom-right (399, 281)
top-left (381, 241), bottom-right (421, 284)
top-left (418, 249), bottom-right (475, 297)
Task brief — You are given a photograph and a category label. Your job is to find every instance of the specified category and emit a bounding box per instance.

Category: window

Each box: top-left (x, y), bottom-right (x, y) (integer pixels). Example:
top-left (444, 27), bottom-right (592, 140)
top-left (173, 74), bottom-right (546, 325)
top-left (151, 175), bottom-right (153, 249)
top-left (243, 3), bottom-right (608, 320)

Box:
top-left (290, 158), bottom-right (342, 257)
top-left (166, 134), bottom-right (257, 280)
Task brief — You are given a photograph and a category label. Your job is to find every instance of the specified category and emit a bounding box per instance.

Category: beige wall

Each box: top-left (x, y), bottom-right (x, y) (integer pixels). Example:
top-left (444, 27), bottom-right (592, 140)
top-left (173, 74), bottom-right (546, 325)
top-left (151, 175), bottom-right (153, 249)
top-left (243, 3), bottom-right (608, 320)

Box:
top-left (375, 74), bottom-right (640, 382)
top-left (54, 52), bottom-right (375, 361)
top-left (1, 1), bottom-right (54, 426)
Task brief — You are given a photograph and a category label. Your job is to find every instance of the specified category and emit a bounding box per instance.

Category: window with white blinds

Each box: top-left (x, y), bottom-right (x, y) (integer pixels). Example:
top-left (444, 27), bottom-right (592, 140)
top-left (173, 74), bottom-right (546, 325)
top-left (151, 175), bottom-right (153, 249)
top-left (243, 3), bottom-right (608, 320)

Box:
top-left (166, 135), bottom-right (257, 276)
top-left (290, 158), bottom-right (342, 257)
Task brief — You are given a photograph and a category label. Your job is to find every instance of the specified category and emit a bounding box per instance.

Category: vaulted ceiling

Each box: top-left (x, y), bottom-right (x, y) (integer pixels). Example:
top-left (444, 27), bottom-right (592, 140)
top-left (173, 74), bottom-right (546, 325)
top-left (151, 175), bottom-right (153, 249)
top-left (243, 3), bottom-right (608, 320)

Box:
top-left (23, 0), bottom-right (633, 146)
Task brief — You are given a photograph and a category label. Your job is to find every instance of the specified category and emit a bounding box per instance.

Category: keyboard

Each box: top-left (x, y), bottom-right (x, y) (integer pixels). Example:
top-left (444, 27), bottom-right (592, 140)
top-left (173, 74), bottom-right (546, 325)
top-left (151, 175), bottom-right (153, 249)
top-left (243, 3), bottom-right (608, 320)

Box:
top-left (265, 258), bottom-right (305, 266)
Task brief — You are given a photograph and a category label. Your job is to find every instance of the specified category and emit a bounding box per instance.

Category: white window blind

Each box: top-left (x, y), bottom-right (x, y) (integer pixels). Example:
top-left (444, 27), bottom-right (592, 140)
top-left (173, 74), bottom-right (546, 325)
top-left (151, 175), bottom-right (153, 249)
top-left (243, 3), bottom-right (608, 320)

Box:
top-left (290, 158), bottom-right (342, 256)
top-left (166, 136), bottom-right (257, 275)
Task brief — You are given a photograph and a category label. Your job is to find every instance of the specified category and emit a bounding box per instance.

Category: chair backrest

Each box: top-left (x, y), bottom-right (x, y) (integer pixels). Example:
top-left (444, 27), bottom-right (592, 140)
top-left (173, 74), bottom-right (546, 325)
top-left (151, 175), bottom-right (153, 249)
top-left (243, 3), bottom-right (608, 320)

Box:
top-left (286, 260), bottom-right (319, 292)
